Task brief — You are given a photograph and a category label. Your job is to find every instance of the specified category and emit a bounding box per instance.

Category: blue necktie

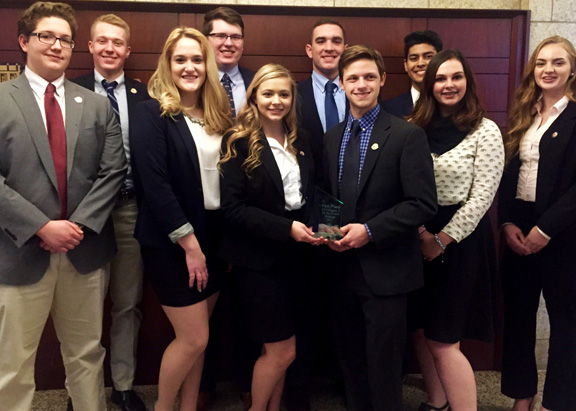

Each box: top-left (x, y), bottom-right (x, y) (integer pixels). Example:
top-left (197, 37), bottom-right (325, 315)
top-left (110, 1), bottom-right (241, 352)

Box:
top-left (102, 79), bottom-right (120, 121)
top-left (221, 73), bottom-right (236, 119)
top-left (325, 81), bottom-right (339, 131)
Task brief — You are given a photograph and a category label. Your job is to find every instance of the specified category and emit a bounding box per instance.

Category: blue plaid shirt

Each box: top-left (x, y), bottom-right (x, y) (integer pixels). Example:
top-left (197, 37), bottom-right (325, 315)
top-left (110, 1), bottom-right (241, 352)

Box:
top-left (337, 104), bottom-right (380, 241)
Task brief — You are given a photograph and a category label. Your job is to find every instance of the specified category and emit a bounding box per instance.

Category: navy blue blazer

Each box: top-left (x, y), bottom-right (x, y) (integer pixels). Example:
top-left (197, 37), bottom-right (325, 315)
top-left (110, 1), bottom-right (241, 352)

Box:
top-left (130, 99), bottom-right (208, 249)
top-left (381, 90), bottom-right (413, 118)
top-left (238, 66), bottom-right (256, 90)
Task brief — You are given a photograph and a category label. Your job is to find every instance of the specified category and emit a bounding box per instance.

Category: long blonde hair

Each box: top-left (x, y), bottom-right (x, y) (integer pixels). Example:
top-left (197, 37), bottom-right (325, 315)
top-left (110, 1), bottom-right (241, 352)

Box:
top-left (505, 36), bottom-right (576, 162)
top-left (147, 27), bottom-right (233, 135)
top-left (220, 64), bottom-right (299, 174)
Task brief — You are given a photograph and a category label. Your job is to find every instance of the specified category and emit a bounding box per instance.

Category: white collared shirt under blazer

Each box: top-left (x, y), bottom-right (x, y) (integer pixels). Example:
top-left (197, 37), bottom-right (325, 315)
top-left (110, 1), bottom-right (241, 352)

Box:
top-left (433, 117), bottom-right (504, 243)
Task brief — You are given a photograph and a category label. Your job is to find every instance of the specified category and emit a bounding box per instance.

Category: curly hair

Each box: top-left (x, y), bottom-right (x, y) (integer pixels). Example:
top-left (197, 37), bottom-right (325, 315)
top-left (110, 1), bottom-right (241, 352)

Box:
top-left (147, 27), bottom-right (233, 135)
top-left (219, 63), bottom-right (299, 175)
top-left (504, 36), bottom-right (576, 163)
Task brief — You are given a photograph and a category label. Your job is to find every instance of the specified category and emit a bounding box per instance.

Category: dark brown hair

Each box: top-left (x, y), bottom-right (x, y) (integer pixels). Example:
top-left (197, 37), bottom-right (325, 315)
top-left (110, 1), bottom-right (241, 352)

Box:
top-left (338, 44), bottom-right (385, 79)
top-left (310, 18), bottom-right (346, 43)
top-left (18, 2), bottom-right (77, 39)
top-left (202, 7), bottom-right (244, 36)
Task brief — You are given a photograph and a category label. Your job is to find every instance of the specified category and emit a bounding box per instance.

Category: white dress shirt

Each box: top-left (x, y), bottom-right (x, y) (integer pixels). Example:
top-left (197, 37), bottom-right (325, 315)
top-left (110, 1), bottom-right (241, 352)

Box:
top-left (266, 137), bottom-right (304, 211)
top-left (25, 68), bottom-right (66, 129)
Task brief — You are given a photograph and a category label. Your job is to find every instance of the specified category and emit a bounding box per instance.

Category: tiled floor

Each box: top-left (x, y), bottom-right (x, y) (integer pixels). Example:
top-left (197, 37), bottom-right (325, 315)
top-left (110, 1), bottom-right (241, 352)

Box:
top-left (32, 371), bottom-right (546, 410)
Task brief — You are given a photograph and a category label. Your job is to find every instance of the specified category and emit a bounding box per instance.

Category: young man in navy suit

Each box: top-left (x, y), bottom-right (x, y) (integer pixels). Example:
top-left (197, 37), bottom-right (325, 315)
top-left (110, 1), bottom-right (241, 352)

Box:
top-left (0, 3), bottom-right (126, 410)
top-left (381, 30), bottom-right (442, 118)
top-left (71, 14), bottom-right (149, 411)
top-left (324, 45), bottom-right (437, 410)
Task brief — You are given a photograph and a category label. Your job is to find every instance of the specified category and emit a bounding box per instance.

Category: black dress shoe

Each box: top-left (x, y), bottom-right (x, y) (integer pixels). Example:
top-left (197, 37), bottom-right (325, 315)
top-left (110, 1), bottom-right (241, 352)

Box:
top-left (111, 389), bottom-right (147, 411)
top-left (284, 384), bottom-right (311, 411)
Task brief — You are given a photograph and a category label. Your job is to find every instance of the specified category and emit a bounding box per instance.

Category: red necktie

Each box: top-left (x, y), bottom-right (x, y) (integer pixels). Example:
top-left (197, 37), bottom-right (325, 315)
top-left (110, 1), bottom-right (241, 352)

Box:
top-left (44, 83), bottom-right (67, 219)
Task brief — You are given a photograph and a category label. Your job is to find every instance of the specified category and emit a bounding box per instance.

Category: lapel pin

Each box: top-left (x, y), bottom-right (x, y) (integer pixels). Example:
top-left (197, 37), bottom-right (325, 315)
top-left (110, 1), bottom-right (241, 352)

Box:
top-left (371, 143), bottom-right (379, 150)
top-left (131, 88), bottom-right (138, 94)
top-left (299, 151), bottom-right (305, 156)
top-left (74, 96), bottom-right (83, 103)
top-left (551, 131), bottom-right (558, 138)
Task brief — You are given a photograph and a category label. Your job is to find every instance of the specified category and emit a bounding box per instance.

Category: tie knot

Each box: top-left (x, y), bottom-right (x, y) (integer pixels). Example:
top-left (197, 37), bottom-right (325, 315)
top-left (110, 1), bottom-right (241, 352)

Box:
top-left (350, 120), bottom-right (361, 138)
top-left (102, 80), bottom-right (118, 91)
top-left (46, 83), bottom-right (56, 95)
top-left (325, 81), bottom-right (337, 94)
top-left (221, 73), bottom-right (232, 85)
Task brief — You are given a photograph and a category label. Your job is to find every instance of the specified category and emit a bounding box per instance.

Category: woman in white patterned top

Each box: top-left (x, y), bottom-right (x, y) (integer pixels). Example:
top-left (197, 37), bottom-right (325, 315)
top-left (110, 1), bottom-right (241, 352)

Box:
top-left (408, 49), bottom-right (504, 411)
top-left (499, 36), bottom-right (576, 411)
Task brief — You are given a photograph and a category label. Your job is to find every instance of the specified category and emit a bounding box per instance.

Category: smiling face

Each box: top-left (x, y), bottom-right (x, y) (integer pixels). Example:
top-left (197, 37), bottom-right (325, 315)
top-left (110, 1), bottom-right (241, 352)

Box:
top-left (340, 58), bottom-right (385, 118)
top-left (534, 43), bottom-right (573, 99)
top-left (404, 43), bottom-right (437, 90)
top-left (171, 37), bottom-right (206, 101)
top-left (306, 24), bottom-right (346, 81)
top-left (433, 58), bottom-right (467, 116)
top-left (255, 77), bottom-right (293, 128)
top-left (207, 19), bottom-right (244, 72)
top-left (89, 21), bottom-right (130, 81)
top-left (19, 16), bottom-right (72, 82)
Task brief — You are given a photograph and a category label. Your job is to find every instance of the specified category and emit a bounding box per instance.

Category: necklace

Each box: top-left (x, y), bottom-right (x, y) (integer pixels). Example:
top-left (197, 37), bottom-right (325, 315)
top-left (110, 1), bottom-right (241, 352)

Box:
top-left (183, 112), bottom-right (205, 127)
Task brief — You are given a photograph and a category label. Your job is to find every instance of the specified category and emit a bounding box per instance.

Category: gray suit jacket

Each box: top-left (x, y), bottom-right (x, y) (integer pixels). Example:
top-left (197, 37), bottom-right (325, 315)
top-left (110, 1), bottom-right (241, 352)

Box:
top-left (0, 74), bottom-right (127, 285)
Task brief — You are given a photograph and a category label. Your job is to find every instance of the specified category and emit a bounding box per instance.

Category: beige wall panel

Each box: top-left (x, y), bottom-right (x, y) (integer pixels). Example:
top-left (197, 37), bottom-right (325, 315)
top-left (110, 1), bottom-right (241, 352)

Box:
top-left (529, 0), bottom-right (553, 21)
top-left (334, 0), bottom-right (428, 7)
top-left (552, 0), bottom-right (576, 22)
top-left (530, 22), bottom-right (576, 53)
top-left (429, 0), bottom-right (520, 8)
top-left (237, 0), bottom-right (334, 5)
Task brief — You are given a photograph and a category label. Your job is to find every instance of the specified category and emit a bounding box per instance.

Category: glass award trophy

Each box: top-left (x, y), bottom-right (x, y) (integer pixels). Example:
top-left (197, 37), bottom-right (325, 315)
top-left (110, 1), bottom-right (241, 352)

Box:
top-left (312, 187), bottom-right (344, 240)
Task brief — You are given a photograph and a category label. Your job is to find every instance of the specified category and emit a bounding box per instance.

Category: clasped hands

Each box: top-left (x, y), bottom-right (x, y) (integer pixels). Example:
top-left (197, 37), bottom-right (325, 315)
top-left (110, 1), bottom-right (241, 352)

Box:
top-left (503, 224), bottom-right (549, 255)
top-left (36, 220), bottom-right (84, 253)
top-left (291, 222), bottom-right (369, 252)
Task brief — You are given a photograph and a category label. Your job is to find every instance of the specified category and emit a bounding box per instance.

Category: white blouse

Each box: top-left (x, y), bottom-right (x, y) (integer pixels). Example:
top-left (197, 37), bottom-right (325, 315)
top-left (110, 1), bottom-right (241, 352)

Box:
top-left (433, 117), bottom-right (504, 243)
top-left (185, 117), bottom-right (223, 210)
top-left (266, 137), bottom-right (304, 211)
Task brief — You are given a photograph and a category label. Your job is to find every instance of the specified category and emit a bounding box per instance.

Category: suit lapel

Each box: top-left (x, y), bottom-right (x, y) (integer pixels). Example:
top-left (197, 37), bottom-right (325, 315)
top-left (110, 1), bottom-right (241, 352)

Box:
top-left (328, 122), bottom-right (347, 195)
top-left (64, 80), bottom-right (83, 178)
top-left (294, 138), bottom-right (310, 198)
top-left (10, 76), bottom-right (59, 190)
top-left (174, 113), bottom-right (202, 184)
top-left (358, 110), bottom-right (391, 195)
top-left (259, 135), bottom-right (285, 198)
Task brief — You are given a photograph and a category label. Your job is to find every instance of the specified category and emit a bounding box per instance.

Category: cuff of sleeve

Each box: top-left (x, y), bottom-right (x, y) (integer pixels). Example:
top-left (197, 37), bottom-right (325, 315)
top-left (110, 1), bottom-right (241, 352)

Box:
top-left (169, 222), bottom-right (195, 243)
top-left (536, 226), bottom-right (551, 240)
top-left (364, 223), bottom-right (374, 242)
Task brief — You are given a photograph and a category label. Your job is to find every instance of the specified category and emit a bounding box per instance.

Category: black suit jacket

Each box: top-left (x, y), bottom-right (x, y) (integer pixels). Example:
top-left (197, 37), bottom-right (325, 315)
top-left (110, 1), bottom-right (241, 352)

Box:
top-left (130, 99), bottom-right (208, 249)
top-left (219, 130), bottom-right (315, 271)
top-left (381, 90), bottom-right (413, 118)
top-left (324, 108), bottom-right (437, 296)
top-left (238, 66), bottom-right (256, 90)
top-left (499, 101), bottom-right (576, 238)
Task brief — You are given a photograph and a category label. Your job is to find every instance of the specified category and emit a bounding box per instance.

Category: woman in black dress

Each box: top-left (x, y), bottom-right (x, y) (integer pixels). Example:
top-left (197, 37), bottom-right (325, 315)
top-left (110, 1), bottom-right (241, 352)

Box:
top-left (499, 36), bottom-right (576, 411)
top-left (408, 49), bottom-right (504, 411)
top-left (219, 63), bottom-right (319, 411)
top-left (131, 27), bottom-right (232, 411)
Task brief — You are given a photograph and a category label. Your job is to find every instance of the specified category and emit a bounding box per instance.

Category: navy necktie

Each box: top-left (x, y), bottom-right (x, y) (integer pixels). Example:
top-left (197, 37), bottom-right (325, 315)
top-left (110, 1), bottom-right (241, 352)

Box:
top-left (339, 120), bottom-right (361, 225)
top-left (325, 81), bottom-right (339, 131)
top-left (102, 79), bottom-right (120, 121)
top-left (221, 73), bottom-right (236, 119)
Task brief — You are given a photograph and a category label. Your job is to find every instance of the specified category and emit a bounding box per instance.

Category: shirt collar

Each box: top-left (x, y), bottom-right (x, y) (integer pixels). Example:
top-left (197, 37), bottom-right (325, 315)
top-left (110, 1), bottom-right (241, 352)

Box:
top-left (312, 70), bottom-right (341, 94)
top-left (347, 104), bottom-right (380, 129)
top-left (534, 95), bottom-right (570, 115)
top-left (219, 65), bottom-right (241, 84)
top-left (24, 66), bottom-right (65, 98)
top-left (410, 85), bottom-right (420, 105)
top-left (94, 70), bottom-right (125, 90)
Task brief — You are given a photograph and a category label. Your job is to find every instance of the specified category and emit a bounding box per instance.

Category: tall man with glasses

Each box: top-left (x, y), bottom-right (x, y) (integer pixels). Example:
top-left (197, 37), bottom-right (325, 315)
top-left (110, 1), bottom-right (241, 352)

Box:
top-left (71, 14), bottom-right (149, 411)
top-left (199, 7), bottom-right (258, 410)
top-left (0, 2), bottom-right (127, 411)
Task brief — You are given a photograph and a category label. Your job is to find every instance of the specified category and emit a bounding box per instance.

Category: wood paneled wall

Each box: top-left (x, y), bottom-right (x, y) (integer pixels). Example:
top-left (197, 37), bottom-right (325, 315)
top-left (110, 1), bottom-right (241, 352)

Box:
top-left (0, 1), bottom-right (529, 390)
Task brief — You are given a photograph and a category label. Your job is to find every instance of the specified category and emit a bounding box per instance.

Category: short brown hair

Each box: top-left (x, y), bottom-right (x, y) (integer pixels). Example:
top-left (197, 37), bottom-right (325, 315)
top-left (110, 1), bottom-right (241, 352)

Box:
top-left (310, 18), bottom-right (346, 43)
top-left (18, 2), bottom-right (77, 39)
top-left (91, 14), bottom-right (130, 44)
top-left (202, 7), bottom-right (244, 36)
top-left (338, 44), bottom-right (385, 79)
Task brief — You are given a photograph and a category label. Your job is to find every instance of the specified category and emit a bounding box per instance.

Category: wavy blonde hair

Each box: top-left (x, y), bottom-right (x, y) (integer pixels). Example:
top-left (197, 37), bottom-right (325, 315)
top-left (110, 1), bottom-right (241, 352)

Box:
top-left (220, 64), bottom-right (299, 174)
top-left (147, 27), bottom-right (233, 135)
top-left (505, 36), bottom-right (576, 162)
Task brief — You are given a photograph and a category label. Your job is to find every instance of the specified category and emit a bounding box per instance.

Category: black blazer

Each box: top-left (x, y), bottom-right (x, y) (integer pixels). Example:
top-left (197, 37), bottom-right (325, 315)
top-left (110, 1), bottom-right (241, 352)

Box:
top-left (499, 101), bottom-right (576, 238)
top-left (324, 108), bottom-right (437, 296)
top-left (219, 130), bottom-right (315, 271)
top-left (130, 99), bottom-right (208, 249)
top-left (381, 90), bottom-right (413, 118)
top-left (238, 66), bottom-right (256, 89)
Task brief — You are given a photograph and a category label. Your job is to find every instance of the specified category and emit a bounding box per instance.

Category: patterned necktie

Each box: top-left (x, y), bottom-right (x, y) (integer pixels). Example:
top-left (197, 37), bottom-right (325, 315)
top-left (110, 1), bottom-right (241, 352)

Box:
top-left (102, 79), bottom-right (120, 121)
top-left (44, 83), bottom-right (68, 219)
top-left (221, 73), bottom-right (236, 119)
top-left (325, 81), bottom-right (339, 131)
top-left (339, 120), bottom-right (361, 225)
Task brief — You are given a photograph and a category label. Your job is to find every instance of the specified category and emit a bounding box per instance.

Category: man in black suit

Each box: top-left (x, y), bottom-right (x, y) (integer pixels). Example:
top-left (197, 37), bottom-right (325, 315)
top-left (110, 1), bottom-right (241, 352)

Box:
top-left (381, 30), bottom-right (442, 118)
top-left (298, 18), bottom-right (348, 174)
top-left (71, 14), bottom-right (149, 411)
top-left (324, 45), bottom-right (437, 410)
top-left (202, 7), bottom-right (255, 116)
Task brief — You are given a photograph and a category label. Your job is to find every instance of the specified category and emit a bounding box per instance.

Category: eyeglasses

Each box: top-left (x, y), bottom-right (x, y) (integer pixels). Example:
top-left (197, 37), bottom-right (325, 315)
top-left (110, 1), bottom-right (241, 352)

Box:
top-left (208, 33), bottom-right (244, 42)
top-left (31, 32), bottom-right (75, 49)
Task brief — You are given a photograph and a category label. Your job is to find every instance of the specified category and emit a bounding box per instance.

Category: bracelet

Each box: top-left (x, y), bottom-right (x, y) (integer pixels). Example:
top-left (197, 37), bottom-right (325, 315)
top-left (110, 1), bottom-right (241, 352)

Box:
top-left (433, 233), bottom-right (446, 251)
top-left (418, 225), bottom-right (426, 235)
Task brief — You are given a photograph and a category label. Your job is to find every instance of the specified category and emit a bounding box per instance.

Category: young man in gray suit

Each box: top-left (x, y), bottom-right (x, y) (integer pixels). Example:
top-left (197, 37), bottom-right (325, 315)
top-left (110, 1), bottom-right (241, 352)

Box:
top-left (72, 14), bottom-right (149, 411)
top-left (0, 2), bottom-right (127, 410)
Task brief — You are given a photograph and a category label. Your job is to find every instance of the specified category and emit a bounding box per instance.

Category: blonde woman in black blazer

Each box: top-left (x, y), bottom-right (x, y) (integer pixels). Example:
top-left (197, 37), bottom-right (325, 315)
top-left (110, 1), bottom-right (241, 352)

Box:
top-left (499, 36), bottom-right (576, 411)
top-left (219, 64), bottom-right (320, 411)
